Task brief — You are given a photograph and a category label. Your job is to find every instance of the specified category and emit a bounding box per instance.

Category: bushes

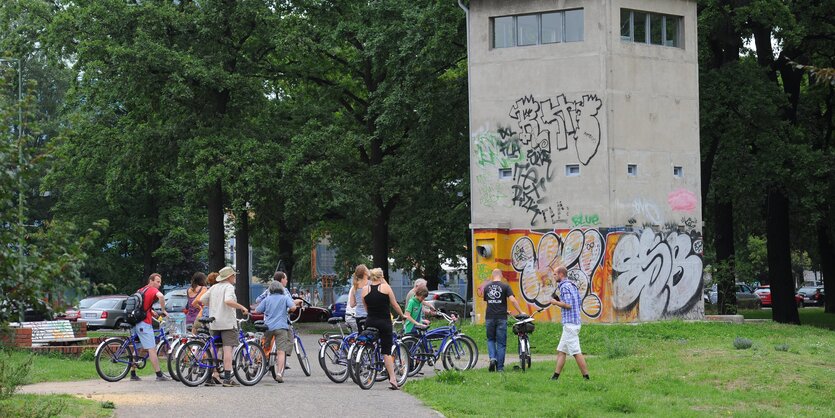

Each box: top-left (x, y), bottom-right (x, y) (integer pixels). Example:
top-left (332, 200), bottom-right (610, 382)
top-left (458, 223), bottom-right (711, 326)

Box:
top-left (0, 349), bottom-right (32, 399)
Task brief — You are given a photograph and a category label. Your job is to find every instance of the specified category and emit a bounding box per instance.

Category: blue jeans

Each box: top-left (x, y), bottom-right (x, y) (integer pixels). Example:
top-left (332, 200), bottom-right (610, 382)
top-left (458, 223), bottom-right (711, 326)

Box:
top-left (485, 318), bottom-right (508, 370)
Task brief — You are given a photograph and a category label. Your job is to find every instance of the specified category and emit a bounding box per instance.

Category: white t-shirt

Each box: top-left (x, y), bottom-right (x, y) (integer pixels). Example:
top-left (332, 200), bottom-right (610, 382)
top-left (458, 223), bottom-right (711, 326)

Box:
top-left (201, 281), bottom-right (237, 330)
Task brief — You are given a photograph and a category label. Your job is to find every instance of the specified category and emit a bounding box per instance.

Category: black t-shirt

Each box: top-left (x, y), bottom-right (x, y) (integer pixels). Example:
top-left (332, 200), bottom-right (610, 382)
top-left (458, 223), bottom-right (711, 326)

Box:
top-left (484, 281), bottom-right (513, 319)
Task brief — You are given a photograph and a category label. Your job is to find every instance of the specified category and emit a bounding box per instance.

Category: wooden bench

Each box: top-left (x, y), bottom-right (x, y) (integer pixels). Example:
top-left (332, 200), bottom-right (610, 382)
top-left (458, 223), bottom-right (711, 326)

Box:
top-left (16, 320), bottom-right (89, 346)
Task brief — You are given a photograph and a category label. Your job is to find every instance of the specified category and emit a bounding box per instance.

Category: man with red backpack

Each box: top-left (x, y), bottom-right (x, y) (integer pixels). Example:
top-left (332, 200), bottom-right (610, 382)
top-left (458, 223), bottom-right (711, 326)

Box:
top-left (129, 273), bottom-right (169, 381)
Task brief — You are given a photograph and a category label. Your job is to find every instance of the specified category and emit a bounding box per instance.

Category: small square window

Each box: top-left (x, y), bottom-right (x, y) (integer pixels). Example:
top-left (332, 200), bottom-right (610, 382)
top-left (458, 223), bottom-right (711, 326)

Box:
top-left (499, 168), bottom-right (513, 179)
top-left (494, 16), bottom-right (515, 48)
top-left (627, 164), bottom-right (638, 176)
top-left (564, 9), bottom-right (584, 42)
top-left (565, 164), bottom-right (580, 177)
top-left (673, 166), bottom-right (683, 177)
top-left (541, 12), bottom-right (563, 44)
top-left (517, 15), bottom-right (539, 46)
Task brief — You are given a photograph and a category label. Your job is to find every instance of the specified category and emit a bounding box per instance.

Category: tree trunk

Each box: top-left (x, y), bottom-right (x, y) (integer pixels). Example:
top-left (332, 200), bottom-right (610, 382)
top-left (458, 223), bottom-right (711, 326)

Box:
top-left (372, 208), bottom-right (390, 282)
top-left (208, 180), bottom-right (225, 271)
top-left (277, 219), bottom-right (296, 280)
top-left (235, 210), bottom-right (250, 312)
top-left (767, 189), bottom-right (800, 324)
top-left (714, 200), bottom-right (737, 314)
top-left (818, 220), bottom-right (835, 314)
top-left (425, 264), bottom-right (441, 291)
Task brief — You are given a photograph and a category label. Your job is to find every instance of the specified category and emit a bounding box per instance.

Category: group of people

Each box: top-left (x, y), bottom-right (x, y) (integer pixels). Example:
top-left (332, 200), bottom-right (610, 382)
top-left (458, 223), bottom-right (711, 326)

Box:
top-left (480, 265), bottom-right (589, 380)
top-left (125, 262), bottom-right (589, 389)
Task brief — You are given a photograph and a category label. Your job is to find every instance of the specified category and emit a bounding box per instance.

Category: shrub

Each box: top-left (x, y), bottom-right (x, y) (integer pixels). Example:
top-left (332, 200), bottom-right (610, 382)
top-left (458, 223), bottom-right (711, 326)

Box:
top-left (101, 400), bottom-right (115, 409)
top-left (0, 350), bottom-right (33, 400)
top-left (733, 337), bottom-right (753, 350)
top-left (603, 337), bottom-right (635, 359)
top-left (435, 370), bottom-right (465, 385)
top-left (774, 344), bottom-right (789, 352)
top-left (78, 349), bottom-right (95, 361)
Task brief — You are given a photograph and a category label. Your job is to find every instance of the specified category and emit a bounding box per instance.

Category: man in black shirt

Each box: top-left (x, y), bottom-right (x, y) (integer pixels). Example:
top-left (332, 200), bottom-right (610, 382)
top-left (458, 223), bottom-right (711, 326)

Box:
top-left (483, 268), bottom-right (523, 372)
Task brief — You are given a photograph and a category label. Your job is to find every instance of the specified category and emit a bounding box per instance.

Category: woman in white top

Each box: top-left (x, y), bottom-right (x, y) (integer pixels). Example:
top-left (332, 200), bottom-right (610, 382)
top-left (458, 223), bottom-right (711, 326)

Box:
top-left (347, 264), bottom-right (369, 332)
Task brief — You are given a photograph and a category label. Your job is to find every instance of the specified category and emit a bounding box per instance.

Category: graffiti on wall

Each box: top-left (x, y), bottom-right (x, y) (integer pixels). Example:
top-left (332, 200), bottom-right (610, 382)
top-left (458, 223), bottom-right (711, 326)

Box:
top-left (473, 227), bottom-right (704, 323)
top-left (612, 229), bottom-right (703, 321)
top-left (473, 93), bottom-right (603, 226)
top-left (667, 188), bottom-right (698, 212)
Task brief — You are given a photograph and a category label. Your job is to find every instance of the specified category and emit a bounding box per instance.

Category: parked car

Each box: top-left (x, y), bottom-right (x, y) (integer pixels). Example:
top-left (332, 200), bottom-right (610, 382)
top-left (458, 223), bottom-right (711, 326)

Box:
top-left (62, 295), bottom-right (128, 322)
top-left (425, 290), bottom-right (473, 318)
top-left (797, 286), bottom-right (825, 306)
top-left (330, 293), bottom-right (350, 319)
top-left (250, 299), bottom-right (331, 323)
top-left (754, 285), bottom-right (804, 307)
top-left (153, 289), bottom-right (188, 315)
top-left (707, 284), bottom-right (762, 309)
top-left (79, 297), bottom-right (128, 330)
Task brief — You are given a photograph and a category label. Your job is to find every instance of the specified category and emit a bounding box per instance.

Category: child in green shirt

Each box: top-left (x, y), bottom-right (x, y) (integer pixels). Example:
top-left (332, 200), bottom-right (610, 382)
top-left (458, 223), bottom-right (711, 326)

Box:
top-left (404, 286), bottom-right (430, 335)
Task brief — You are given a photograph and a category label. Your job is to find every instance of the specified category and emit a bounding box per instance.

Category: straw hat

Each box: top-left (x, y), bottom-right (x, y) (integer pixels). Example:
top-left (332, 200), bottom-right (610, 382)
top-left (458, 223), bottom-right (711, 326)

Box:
top-left (218, 266), bottom-right (236, 282)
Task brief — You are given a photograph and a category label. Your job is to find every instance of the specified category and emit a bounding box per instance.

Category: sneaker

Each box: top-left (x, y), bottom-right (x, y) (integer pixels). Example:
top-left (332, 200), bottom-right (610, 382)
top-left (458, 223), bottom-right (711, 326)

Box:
top-left (155, 374), bottom-right (170, 382)
top-left (488, 359), bottom-right (497, 372)
top-left (222, 378), bottom-right (239, 387)
top-left (130, 375), bottom-right (141, 381)
top-left (274, 373), bottom-right (283, 383)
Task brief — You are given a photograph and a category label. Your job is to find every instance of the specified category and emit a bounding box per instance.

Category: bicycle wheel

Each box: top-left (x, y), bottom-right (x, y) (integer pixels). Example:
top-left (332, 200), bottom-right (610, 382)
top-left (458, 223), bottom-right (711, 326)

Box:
top-left (95, 337), bottom-right (132, 382)
top-left (441, 336), bottom-right (476, 371)
top-left (166, 339), bottom-right (182, 381)
top-left (176, 341), bottom-right (213, 387)
top-left (319, 338), bottom-right (349, 383)
top-left (455, 334), bottom-right (479, 370)
top-left (401, 336), bottom-right (425, 377)
top-left (233, 342), bottom-right (267, 386)
top-left (347, 342), bottom-right (360, 384)
top-left (392, 340), bottom-right (409, 387)
top-left (354, 345), bottom-right (377, 390)
top-left (519, 337), bottom-right (527, 372)
top-left (156, 338), bottom-right (174, 379)
top-left (294, 336), bottom-right (311, 376)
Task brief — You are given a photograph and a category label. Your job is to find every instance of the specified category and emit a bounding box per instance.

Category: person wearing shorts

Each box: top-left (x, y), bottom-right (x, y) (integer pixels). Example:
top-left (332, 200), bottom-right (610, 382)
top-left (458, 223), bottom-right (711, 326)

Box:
top-left (130, 273), bottom-right (169, 381)
top-left (550, 265), bottom-right (589, 381)
top-left (200, 266), bottom-right (249, 386)
top-left (254, 279), bottom-right (301, 383)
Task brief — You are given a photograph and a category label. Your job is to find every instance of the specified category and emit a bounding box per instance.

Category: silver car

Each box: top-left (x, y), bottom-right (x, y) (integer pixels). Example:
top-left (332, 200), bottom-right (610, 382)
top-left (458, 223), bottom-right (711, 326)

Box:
top-left (79, 297), bottom-right (128, 330)
top-left (425, 291), bottom-right (473, 318)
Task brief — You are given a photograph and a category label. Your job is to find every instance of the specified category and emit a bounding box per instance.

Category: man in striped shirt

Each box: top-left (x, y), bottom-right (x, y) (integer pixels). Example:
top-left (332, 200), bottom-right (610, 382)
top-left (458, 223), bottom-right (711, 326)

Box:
top-left (549, 265), bottom-right (589, 381)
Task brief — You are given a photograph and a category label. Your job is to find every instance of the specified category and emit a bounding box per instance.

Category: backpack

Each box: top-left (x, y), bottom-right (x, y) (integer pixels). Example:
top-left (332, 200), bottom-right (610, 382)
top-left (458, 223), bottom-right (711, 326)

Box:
top-left (124, 287), bottom-right (149, 325)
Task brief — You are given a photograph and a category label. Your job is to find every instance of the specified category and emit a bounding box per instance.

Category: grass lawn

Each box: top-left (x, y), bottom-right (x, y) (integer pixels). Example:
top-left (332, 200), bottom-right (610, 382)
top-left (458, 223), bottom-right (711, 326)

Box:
top-left (0, 394), bottom-right (113, 418)
top-left (738, 307), bottom-right (834, 330)
top-left (406, 316), bottom-right (835, 417)
top-left (6, 349), bottom-right (158, 384)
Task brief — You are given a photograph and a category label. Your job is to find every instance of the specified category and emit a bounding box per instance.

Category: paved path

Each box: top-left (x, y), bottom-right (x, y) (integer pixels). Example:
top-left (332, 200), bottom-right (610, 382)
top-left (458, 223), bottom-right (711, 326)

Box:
top-left (22, 330), bottom-right (443, 418)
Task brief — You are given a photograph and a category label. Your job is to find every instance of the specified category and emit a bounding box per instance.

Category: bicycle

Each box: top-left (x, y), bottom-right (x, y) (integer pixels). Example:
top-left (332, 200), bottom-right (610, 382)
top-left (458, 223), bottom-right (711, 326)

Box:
top-left (286, 299), bottom-right (312, 376)
top-left (94, 317), bottom-right (174, 382)
top-left (401, 312), bottom-right (478, 376)
top-left (349, 319), bottom-right (409, 390)
top-left (175, 315), bottom-right (267, 386)
top-left (509, 307), bottom-right (547, 372)
top-left (317, 316), bottom-right (358, 383)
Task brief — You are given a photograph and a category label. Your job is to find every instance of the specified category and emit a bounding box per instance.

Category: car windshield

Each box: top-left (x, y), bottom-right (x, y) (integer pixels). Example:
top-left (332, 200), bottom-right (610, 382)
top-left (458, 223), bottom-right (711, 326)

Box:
top-left (89, 298), bottom-right (120, 309)
top-left (797, 287), bottom-right (817, 294)
top-left (78, 298), bottom-right (99, 309)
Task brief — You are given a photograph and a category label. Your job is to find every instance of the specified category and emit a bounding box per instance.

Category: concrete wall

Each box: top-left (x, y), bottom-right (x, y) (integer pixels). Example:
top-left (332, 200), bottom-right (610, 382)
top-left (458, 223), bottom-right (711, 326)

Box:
top-left (468, 0), bottom-right (703, 322)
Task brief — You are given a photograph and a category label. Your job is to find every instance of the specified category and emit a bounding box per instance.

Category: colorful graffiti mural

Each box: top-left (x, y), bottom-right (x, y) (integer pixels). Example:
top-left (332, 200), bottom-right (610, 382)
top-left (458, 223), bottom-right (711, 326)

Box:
top-left (473, 227), bottom-right (704, 323)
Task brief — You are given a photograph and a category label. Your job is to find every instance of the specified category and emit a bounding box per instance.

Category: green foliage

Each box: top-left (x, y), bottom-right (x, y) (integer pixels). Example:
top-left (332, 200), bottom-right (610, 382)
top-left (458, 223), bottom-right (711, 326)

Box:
top-left (78, 349), bottom-right (95, 361)
top-left (435, 370), bottom-right (465, 385)
top-left (0, 349), bottom-right (32, 400)
top-left (602, 336), bottom-right (636, 359)
top-left (733, 337), bottom-right (753, 350)
top-left (100, 401), bottom-right (115, 410)
top-left (774, 343), bottom-right (790, 352)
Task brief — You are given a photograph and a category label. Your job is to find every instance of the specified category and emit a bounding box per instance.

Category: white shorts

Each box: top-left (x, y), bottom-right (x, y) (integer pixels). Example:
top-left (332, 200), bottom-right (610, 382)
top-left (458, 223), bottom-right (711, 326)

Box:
top-left (557, 324), bottom-right (582, 356)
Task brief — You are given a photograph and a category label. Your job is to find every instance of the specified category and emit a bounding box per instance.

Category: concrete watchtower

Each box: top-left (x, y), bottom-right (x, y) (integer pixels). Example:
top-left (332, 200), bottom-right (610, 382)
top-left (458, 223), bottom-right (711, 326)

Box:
top-left (464, 0), bottom-right (704, 323)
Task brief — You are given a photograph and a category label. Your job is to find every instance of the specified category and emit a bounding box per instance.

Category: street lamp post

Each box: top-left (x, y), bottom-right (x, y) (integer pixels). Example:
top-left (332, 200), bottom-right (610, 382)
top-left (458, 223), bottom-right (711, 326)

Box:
top-left (1, 57), bottom-right (24, 301)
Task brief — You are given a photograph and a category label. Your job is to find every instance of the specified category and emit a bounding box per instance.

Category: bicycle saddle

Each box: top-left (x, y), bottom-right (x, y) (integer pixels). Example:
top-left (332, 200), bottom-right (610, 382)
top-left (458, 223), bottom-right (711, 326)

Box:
top-left (198, 317), bottom-right (216, 324)
top-left (515, 314), bottom-right (531, 320)
top-left (327, 317), bottom-right (345, 325)
top-left (254, 324), bottom-right (268, 332)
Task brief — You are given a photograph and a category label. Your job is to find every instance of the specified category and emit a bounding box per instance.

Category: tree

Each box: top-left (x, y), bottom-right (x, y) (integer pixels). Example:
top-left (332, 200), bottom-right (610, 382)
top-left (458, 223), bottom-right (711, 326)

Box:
top-left (278, 0), bottom-right (469, 280)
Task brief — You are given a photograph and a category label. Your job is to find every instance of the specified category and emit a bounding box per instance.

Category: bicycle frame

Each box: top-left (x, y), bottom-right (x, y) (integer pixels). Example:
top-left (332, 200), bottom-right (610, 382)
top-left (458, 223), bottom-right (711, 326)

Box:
top-left (100, 320), bottom-right (171, 367)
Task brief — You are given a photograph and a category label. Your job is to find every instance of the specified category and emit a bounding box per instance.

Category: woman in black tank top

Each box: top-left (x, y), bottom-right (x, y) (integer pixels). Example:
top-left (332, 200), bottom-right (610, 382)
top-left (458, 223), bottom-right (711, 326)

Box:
top-left (361, 267), bottom-right (405, 390)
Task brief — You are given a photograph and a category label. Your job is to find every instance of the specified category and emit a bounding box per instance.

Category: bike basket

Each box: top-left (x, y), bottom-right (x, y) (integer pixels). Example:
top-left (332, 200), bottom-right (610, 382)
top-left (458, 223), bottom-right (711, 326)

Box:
top-left (512, 322), bottom-right (535, 335)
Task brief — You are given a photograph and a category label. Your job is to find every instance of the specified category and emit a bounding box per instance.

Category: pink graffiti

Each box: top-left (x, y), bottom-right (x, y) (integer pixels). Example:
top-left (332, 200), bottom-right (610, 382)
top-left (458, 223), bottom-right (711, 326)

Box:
top-left (667, 189), bottom-right (698, 212)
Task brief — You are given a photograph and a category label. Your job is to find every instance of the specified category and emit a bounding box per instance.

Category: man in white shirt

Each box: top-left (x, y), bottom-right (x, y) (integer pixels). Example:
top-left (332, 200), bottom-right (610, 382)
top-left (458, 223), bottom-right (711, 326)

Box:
top-left (200, 266), bottom-right (249, 386)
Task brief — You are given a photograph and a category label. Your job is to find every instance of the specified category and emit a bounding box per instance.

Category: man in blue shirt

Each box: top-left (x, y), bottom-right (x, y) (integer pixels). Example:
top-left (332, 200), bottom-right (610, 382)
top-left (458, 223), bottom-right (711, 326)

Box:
top-left (254, 280), bottom-right (301, 383)
top-left (549, 265), bottom-right (589, 381)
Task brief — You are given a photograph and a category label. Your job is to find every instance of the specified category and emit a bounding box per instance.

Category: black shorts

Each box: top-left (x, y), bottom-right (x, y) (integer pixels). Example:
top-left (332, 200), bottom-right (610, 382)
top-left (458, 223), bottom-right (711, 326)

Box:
top-left (364, 317), bottom-right (393, 355)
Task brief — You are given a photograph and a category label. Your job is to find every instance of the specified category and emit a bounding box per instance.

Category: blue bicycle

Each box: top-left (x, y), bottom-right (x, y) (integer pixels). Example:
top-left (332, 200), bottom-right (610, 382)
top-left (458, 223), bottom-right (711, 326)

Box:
top-left (175, 315), bottom-right (267, 386)
top-left (317, 317), bottom-right (358, 383)
top-left (349, 322), bottom-right (409, 390)
top-left (94, 318), bottom-right (174, 382)
top-left (401, 312), bottom-right (478, 376)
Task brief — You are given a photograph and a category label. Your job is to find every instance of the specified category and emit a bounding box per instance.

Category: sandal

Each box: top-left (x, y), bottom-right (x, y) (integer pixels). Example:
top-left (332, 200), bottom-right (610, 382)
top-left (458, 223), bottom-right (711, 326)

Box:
top-left (388, 382), bottom-right (400, 391)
